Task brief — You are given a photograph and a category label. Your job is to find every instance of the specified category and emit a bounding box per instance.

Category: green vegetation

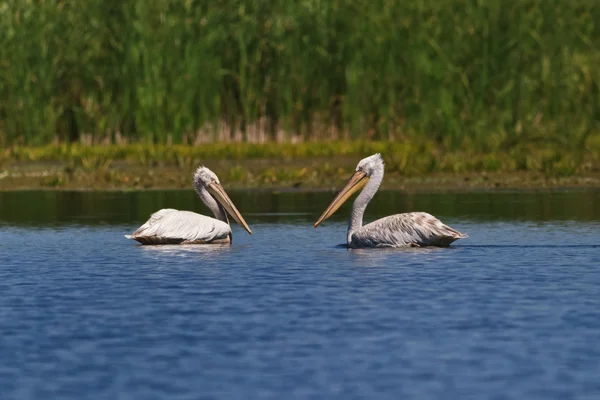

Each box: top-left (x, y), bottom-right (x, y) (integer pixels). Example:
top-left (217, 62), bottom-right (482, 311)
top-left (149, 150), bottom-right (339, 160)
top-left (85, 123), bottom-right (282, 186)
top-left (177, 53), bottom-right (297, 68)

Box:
top-left (1, 140), bottom-right (598, 191)
top-left (1, 140), bottom-right (598, 175)
top-left (1, 0), bottom-right (600, 152)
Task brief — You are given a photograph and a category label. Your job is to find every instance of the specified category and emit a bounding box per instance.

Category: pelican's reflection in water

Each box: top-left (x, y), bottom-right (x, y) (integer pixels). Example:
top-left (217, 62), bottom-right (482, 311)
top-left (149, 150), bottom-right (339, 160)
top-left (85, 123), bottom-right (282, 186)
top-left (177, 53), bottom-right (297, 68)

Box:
top-left (137, 243), bottom-right (233, 261)
top-left (347, 245), bottom-right (461, 267)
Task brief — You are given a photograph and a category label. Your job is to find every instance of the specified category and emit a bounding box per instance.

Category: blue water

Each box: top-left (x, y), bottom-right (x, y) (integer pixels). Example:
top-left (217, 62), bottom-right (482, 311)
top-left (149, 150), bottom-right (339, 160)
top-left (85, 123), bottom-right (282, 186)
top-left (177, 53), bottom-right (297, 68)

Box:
top-left (0, 190), bottom-right (599, 399)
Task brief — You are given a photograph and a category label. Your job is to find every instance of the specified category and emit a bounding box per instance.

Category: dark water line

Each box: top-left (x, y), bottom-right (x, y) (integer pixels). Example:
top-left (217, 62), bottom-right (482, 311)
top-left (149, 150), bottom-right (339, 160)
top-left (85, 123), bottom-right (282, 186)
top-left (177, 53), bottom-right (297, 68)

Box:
top-left (1, 189), bottom-right (599, 227)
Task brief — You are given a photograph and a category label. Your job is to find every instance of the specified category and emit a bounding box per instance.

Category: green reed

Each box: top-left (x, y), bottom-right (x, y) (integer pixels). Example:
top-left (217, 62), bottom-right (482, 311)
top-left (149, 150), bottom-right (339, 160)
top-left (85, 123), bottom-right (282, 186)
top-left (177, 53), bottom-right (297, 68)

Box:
top-left (1, 0), bottom-right (600, 151)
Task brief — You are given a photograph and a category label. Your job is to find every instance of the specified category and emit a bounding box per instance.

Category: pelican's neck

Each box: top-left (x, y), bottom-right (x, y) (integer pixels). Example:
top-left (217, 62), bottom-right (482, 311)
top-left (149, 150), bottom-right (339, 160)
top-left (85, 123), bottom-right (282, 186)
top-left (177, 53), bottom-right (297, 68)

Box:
top-left (194, 181), bottom-right (229, 224)
top-left (347, 164), bottom-right (384, 243)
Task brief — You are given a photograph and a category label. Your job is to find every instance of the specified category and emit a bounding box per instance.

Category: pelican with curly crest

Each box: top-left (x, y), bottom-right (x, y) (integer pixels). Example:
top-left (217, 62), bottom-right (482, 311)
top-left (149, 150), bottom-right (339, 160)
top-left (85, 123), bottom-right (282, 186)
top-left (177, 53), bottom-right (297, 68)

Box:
top-left (126, 166), bottom-right (252, 245)
top-left (314, 154), bottom-right (467, 248)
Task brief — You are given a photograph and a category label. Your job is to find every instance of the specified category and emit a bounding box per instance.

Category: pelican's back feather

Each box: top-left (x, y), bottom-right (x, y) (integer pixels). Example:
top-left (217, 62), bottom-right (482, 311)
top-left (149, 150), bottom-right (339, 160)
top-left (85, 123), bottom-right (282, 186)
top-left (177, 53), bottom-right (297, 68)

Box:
top-left (127, 209), bottom-right (231, 245)
top-left (351, 212), bottom-right (467, 248)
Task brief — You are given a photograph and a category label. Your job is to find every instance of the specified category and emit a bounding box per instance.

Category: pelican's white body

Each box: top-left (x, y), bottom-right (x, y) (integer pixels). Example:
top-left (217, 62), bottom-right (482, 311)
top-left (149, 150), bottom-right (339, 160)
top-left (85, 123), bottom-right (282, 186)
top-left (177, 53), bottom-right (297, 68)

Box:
top-left (348, 211), bottom-right (466, 248)
top-left (125, 209), bottom-right (232, 245)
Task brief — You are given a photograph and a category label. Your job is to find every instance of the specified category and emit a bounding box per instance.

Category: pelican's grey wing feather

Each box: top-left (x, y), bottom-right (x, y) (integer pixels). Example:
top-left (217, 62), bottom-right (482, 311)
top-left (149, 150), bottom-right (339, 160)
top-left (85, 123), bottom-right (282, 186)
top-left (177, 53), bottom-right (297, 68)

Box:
top-left (127, 209), bottom-right (231, 245)
top-left (350, 212), bottom-right (467, 248)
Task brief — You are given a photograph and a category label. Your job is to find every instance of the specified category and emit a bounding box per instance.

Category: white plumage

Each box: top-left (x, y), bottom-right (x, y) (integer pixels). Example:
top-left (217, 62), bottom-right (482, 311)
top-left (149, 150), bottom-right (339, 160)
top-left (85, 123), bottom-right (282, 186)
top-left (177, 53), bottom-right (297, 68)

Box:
top-left (314, 154), bottom-right (468, 248)
top-left (126, 167), bottom-right (252, 245)
top-left (349, 211), bottom-right (466, 248)
top-left (125, 209), bottom-right (232, 245)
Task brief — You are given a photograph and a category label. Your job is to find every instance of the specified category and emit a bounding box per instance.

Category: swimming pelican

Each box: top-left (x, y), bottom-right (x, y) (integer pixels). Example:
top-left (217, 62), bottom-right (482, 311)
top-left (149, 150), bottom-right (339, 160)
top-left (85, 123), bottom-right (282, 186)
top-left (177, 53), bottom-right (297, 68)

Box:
top-left (314, 154), bottom-right (467, 248)
top-left (126, 166), bottom-right (252, 245)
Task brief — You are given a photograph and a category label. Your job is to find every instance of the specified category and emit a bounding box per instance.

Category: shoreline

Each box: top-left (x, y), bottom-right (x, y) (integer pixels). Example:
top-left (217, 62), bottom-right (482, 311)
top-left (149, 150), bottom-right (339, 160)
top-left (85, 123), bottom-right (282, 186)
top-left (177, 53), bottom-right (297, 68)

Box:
top-left (1, 160), bottom-right (599, 192)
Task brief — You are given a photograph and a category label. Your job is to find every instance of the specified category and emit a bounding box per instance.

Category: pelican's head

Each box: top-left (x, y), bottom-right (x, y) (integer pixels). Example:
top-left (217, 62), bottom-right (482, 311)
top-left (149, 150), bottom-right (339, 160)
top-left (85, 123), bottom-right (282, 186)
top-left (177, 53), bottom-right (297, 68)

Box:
top-left (194, 166), bottom-right (221, 186)
top-left (314, 153), bottom-right (384, 228)
top-left (355, 153), bottom-right (384, 176)
top-left (194, 166), bottom-right (252, 234)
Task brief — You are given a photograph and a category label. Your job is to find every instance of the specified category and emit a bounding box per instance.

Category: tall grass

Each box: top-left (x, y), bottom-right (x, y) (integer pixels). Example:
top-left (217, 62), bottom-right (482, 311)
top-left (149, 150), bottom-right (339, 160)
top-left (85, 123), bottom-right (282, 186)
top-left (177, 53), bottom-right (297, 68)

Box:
top-left (1, 0), bottom-right (600, 151)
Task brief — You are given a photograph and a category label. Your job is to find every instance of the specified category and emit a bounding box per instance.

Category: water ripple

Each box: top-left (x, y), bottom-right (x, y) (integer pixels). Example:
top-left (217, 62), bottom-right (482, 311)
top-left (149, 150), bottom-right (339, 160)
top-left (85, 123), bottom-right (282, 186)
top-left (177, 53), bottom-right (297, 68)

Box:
top-left (1, 218), bottom-right (599, 399)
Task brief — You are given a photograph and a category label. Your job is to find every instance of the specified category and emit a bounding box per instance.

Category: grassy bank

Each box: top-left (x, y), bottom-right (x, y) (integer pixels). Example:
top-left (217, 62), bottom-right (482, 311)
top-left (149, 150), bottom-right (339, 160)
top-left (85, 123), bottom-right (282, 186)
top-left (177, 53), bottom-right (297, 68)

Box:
top-left (2, 0), bottom-right (600, 150)
top-left (1, 141), bottom-right (599, 191)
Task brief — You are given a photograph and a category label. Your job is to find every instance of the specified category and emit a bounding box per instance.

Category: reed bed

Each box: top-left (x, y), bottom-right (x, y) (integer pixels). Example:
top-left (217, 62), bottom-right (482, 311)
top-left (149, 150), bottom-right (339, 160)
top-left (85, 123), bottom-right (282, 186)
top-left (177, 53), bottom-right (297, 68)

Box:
top-left (1, 0), bottom-right (600, 151)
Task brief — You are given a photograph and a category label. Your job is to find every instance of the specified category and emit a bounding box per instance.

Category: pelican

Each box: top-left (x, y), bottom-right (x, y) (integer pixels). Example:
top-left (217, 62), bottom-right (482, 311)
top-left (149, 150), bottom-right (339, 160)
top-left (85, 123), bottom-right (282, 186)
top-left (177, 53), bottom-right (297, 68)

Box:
top-left (126, 166), bottom-right (252, 245)
top-left (314, 154), bottom-right (468, 248)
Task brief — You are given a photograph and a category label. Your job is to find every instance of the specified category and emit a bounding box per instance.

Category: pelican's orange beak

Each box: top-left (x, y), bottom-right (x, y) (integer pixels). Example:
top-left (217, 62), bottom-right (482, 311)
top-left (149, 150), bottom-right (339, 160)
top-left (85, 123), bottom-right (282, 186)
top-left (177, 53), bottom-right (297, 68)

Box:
top-left (207, 182), bottom-right (252, 234)
top-left (314, 170), bottom-right (369, 228)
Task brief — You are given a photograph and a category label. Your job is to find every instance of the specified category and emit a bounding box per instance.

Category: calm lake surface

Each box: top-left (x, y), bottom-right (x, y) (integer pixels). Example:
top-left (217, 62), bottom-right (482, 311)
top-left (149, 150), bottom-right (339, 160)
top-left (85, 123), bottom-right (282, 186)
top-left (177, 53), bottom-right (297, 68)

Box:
top-left (1, 189), bottom-right (599, 399)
